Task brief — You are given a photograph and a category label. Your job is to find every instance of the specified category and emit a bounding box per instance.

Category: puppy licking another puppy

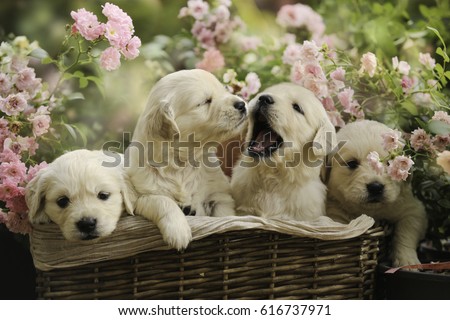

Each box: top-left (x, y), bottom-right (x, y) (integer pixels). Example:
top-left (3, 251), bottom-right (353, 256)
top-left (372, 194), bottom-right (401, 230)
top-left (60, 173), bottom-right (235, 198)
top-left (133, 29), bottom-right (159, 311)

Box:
top-left (231, 83), bottom-right (336, 221)
top-left (25, 149), bottom-right (136, 241)
top-left (127, 69), bottom-right (247, 250)
top-left (323, 120), bottom-right (427, 266)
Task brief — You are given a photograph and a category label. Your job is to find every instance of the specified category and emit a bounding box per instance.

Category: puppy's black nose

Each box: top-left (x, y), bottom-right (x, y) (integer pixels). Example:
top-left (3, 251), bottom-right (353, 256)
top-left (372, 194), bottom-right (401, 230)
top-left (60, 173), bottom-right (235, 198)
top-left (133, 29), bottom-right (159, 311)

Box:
top-left (76, 217), bottom-right (97, 233)
top-left (258, 94), bottom-right (274, 105)
top-left (366, 182), bottom-right (385, 196)
top-left (233, 100), bottom-right (246, 114)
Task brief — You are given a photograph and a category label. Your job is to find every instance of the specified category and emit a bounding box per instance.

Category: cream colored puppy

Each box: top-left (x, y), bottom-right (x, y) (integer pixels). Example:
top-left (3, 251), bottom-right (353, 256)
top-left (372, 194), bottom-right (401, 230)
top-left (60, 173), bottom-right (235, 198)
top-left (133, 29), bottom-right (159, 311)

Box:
top-left (25, 149), bottom-right (136, 240)
top-left (231, 83), bottom-right (336, 220)
top-left (323, 120), bottom-right (427, 267)
top-left (127, 69), bottom-right (247, 250)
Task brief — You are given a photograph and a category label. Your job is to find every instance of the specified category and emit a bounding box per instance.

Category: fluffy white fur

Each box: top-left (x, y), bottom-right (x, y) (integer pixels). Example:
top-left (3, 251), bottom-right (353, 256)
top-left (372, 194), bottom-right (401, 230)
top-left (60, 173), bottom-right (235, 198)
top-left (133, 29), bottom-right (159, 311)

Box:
top-left (25, 149), bottom-right (136, 241)
top-left (323, 120), bottom-right (427, 267)
top-left (127, 69), bottom-right (247, 250)
top-left (231, 83), bottom-right (336, 220)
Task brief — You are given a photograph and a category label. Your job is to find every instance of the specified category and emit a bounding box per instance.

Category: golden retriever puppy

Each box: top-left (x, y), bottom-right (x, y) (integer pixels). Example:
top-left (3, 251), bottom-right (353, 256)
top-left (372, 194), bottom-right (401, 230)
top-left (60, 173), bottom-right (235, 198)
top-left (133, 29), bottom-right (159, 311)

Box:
top-left (127, 69), bottom-right (247, 250)
top-left (231, 83), bottom-right (336, 220)
top-left (25, 149), bottom-right (136, 240)
top-left (322, 120), bottom-right (427, 266)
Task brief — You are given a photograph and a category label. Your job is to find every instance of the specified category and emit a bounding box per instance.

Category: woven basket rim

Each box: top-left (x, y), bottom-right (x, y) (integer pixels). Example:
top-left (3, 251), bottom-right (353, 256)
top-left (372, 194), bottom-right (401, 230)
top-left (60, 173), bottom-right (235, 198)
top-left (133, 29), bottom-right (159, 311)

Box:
top-left (30, 214), bottom-right (375, 271)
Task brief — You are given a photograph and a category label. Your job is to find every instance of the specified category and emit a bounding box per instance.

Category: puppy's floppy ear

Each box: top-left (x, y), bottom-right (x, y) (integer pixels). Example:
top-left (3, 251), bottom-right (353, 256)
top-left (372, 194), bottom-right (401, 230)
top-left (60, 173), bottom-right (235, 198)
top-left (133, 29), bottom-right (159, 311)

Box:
top-left (146, 99), bottom-right (180, 140)
top-left (25, 169), bottom-right (51, 224)
top-left (312, 120), bottom-right (337, 157)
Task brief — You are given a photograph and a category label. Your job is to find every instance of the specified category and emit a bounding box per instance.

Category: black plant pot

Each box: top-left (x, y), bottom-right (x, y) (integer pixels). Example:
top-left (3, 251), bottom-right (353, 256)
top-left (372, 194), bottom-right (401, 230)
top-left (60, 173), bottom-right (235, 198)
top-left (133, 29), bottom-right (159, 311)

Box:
top-left (376, 262), bottom-right (450, 300)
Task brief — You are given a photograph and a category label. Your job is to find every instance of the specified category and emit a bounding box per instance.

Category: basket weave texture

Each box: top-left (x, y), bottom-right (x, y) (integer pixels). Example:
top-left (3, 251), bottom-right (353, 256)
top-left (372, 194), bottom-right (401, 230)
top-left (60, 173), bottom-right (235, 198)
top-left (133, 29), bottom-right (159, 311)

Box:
top-left (30, 215), bottom-right (384, 299)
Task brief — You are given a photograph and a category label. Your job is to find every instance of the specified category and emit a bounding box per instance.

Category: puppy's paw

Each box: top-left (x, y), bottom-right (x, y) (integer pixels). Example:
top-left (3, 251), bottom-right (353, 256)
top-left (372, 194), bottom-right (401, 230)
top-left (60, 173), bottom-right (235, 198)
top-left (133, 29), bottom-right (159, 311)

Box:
top-left (159, 217), bottom-right (192, 251)
top-left (392, 249), bottom-right (421, 268)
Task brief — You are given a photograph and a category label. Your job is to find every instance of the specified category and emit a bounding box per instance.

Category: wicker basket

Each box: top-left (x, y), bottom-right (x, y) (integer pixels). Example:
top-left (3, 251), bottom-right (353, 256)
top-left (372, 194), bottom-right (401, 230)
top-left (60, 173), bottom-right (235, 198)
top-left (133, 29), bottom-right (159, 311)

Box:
top-left (30, 215), bottom-right (384, 299)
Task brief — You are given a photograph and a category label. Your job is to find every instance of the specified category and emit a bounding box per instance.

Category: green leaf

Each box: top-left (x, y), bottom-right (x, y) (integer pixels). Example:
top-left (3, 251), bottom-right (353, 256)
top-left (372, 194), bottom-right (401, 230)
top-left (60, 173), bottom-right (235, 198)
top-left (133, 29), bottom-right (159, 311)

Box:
top-left (436, 47), bottom-right (450, 62)
top-left (435, 63), bottom-right (444, 75)
top-left (79, 77), bottom-right (88, 89)
top-left (73, 71), bottom-right (84, 78)
top-left (444, 71), bottom-right (450, 80)
top-left (63, 123), bottom-right (78, 141)
top-left (41, 57), bottom-right (55, 65)
top-left (427, 26), bottom-right (447, 51)
top-left (67, 92), bottom-right (85, 100)
top-left (401, 100), bottom-right (418, 116)
top-left (428, 120), bottom-right (450, 135)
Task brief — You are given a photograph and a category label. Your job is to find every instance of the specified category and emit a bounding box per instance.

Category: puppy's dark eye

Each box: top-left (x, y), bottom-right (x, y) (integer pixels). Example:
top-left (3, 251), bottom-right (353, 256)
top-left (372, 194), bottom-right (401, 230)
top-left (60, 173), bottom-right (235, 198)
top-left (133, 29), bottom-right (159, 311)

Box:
top-left (293, 103), bottom-right (304, 115)
top-left (346, 160), bottom-right (360, 170)
top-left (205, 97), bottom-right (212, 104)
top-left (56, 196), bottom-right (70, 209)
top-left (97, 192), bottom-right (110, 201)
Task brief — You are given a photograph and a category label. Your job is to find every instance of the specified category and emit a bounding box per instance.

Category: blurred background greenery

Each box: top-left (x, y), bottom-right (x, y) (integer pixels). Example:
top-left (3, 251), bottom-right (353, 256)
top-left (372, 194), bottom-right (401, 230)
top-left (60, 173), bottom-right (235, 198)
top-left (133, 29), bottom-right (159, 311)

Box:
top-left (0, 0), bottom-right (448, 158)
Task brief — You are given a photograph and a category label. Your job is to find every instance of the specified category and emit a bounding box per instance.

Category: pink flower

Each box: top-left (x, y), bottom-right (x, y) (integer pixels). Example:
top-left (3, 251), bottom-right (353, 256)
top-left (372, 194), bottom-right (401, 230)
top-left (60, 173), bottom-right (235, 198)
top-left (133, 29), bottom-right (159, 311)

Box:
top-left (6, 194), bottom-right (28, 214)
top-left (276, 4), bottom-right (303, 28)
top-left (410, 128), bottom-right (432, 152)
top-left (100, 47), bottom-right (121, 71)
top-left (330, 67), bottom-right (346, 82)
top-left (419, 52), bottom-right (436, 70)
top-left (196, 48), bottom-right (225, 72)
top-left (27, 161), bottom-right (48, 182)
top-left (412, 92), bottom-right (432, 107)
top-left (290, 61), bottom-right (305, 84)
top-left (282, 44), bottom-right (302, 65)
top-left (367, 151), bottom-right (384, 175)
top-left (122, 36), bottom-right (141, 60)
top-left (0, 148), bottom-right (21, 163)
top-left (0, 161), bottom-right (27, 184)
top-left (432, 111), bottom-right (450, 125)
top-left (187, 0), bottom-right (209, 20)
top-left (14, 67), bottom-right (41, 93)
top-left (300, 40), bottom-right (322, 62)
top-left (240, 72), bottom-right (261, 100)
top-left (0, 73), bottom-right (12, 94)
top-left (322, 97), bottom-right (336, 112)
top-left (381, 129), bottom-right (404, 152)
top-left (30, 114), bottom-right (51, 137)
top-left (387, 155), bottom-right (414, 181)
top-left (105, 20), bottom-right (133, 49)
top-left (432, 134), bottom-right (450, 152)
top-left (436, 150), bottom-right (450, 174)
top-left (102, 2), bottom-right (133, 26)
top-left (359, 52), bottom-right (377, 77)
top-left (4, 211), bottom-right (31, 234)
top-left (0, 179), bottom-right (23, 201)
top-left (392, 57), bottom-right (410, 75)
top-left (401, 75), bottom-right (415, 94)
top-left (70, 8), bottom-right (105, 41)
top-left (0, 93), bottom-right (28, 116)
top-left (337, 88), bottom-right (354, 110)
top-left (214, 5), bottom-right (230, 21)
top-left (302, 76), bottom-right (328, 99)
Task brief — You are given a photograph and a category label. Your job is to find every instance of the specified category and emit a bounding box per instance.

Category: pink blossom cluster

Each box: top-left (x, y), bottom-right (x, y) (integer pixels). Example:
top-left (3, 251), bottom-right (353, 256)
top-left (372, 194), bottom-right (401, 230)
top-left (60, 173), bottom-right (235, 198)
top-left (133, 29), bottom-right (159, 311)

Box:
top-left (179, 0), bottom-right (244, 49)
top-left (285, 40), bottom-right (364, 126)
top-left (276, 3), bottom-right (326, 44)
top-left (71, 2), bottom-right (141, 71)
top-left (0, 38), bottom-right (51, 233)
top-left (223, 69), bottom-right (261, 101)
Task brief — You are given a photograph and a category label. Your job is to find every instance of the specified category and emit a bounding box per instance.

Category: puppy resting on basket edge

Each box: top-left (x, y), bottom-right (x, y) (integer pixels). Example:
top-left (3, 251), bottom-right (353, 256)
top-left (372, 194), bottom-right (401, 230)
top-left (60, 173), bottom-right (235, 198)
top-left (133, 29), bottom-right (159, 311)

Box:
top-left (126, 69), bottom-right (247, 250)
top-left (231, 83), bottom-right (337, 221)
top-left (25, 149), bottom-right (136, 241)
top-left (322, 120), bottom-right (427, 267)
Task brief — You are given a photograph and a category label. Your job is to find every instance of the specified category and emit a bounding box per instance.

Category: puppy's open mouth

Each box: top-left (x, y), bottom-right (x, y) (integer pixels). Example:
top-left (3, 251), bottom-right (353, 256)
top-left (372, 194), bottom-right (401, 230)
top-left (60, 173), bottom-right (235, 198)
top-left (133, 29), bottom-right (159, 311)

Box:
top-left (247, 111), bottom-right (283, 157)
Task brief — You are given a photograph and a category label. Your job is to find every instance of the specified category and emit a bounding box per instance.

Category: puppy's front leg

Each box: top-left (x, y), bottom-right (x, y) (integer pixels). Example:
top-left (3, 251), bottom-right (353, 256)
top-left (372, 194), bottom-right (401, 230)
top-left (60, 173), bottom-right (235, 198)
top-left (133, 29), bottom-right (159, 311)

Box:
top-left (135, 194), bottom-right (192, 250)
top-left (391, 201), bottom-right (428, 267)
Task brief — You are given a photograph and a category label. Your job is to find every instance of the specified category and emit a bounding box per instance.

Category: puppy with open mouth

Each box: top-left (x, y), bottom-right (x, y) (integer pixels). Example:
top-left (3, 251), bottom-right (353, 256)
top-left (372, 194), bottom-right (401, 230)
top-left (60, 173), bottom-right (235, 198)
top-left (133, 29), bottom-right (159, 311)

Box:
top-left (322, 120), bottom-right (428, 267)
top-left (25, 149), bottom-right (136, 241)
top-left (231, 83), bottom-right (336, 221)
top-left (127, 69), bottom-right (247, 250)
